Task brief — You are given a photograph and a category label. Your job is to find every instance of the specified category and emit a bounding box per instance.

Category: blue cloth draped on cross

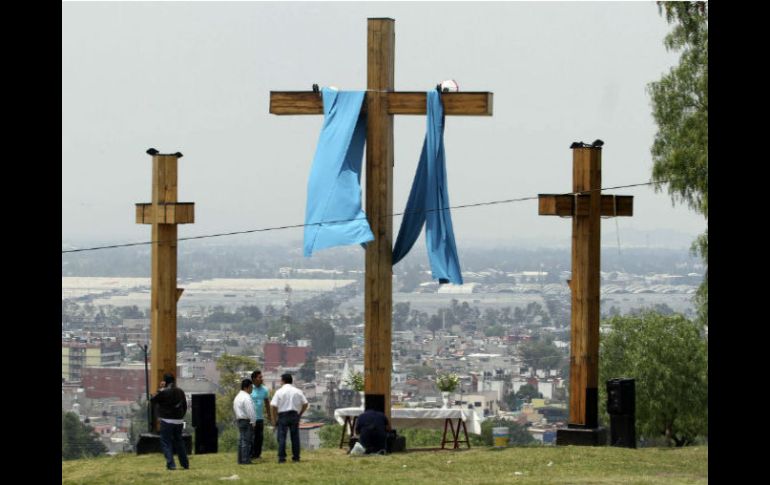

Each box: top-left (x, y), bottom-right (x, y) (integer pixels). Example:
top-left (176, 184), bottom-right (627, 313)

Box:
top-left (303, 87), bottom-right (463, 285)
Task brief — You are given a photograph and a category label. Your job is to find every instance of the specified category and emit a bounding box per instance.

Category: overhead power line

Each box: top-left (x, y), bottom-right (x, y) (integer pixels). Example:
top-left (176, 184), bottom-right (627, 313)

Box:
top-left (62, 180), bottom-right (664, 254)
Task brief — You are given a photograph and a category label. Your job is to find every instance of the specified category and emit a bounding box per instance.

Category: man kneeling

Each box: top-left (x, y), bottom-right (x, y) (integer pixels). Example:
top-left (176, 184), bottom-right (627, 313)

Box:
top-left (355, 406), bottom-right (390, 454)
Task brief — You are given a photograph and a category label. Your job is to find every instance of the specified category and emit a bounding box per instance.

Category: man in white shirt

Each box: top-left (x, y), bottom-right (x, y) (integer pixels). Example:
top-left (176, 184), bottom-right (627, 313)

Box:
top-left (270, 373), bottom-right (308, 463)
top-left (233, 378), bottom-right (257, 465)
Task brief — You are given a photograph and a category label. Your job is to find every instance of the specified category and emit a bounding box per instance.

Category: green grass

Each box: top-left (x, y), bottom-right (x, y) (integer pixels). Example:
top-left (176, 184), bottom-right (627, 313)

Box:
top-left (62, 446), bottom-right (707, 484)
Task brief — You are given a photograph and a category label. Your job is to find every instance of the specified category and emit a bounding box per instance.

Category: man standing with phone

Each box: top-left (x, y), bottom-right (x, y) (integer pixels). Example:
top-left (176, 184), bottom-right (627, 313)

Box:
top-left (150, 373), bottom-right (189, 470)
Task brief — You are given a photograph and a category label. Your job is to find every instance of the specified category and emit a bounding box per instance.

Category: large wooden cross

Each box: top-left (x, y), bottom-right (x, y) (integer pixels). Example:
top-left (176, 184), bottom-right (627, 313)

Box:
top-left (135, 149), bottom-right (194, 424)
top-left (538, 142), bottom-right (633, 443)
top-left (270, 18), bottom-right (493, 420)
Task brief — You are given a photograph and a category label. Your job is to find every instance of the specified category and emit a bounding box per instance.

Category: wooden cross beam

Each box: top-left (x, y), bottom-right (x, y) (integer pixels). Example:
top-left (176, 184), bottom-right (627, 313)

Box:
top-left (269, 18), bottom-right (493, 421)
top-left (538, 143), bottom-right (633, 435)
top-left (135, 149), bottom-right (194, 428)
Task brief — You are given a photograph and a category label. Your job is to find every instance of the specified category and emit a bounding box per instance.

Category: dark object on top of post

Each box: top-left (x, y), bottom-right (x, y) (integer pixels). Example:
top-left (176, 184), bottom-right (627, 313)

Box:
top-left (569, 140), bottom-right (604, 149)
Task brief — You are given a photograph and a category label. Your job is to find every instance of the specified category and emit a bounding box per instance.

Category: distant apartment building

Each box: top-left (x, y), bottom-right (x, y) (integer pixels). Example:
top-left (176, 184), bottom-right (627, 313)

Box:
top-left (451, 390), bottom-right (500, 417)
top-left (120, 318), bottom-right (150, 344)
top-left (263, 342), bottom-right (310, 370)
top-left (537, 380), bottom-right (553, 400)
top-left (62, 340), bottom-right (122, 383)
top-left (177, 358), bottom-right (219, 385)
top-left (81, 366), bottom-right (145, 401)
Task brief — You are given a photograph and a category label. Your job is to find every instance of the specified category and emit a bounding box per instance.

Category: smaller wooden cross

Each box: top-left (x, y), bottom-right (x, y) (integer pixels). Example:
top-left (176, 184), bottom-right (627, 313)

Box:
top-left (135, 149), bottom-right (194, 420)
top-left (538, 141), bottom-right (633, 443)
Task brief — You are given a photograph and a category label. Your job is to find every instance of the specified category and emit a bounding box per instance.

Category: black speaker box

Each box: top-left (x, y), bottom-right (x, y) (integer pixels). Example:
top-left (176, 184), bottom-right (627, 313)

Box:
top-left (609, 414), bottom-right (636, 448)
top-left (606, 378), bottom-right (635, 415)
top-left (194, 425), bottom-right (218, 454)
top-left (136, 433), bottom-right (192, 455)
top-left (191, 393), bottom-right (216, 428)
top-left (387, 431), bottom-right (406, 453)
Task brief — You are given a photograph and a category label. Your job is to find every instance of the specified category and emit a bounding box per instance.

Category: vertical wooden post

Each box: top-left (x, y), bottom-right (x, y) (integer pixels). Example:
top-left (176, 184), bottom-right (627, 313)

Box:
top-left (568, 146), bottom-right (602, 427)
top-left (150, 154), bottom-right (180, 399)
top-left (364, 18), bottom-right (395, 420)
top-left (137, 150), bottom-right (194, 432)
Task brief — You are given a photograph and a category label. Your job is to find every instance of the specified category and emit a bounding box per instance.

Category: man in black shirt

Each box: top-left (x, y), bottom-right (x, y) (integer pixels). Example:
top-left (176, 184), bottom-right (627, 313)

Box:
top-left (354, 407), bottom-right (390, 454)
top-left (150, 373), bottom-right (189, 470)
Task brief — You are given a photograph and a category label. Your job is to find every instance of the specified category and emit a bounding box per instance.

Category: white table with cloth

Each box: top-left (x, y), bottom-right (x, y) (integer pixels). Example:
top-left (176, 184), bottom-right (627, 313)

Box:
top-left (334, 407), bottom-right (482, 450)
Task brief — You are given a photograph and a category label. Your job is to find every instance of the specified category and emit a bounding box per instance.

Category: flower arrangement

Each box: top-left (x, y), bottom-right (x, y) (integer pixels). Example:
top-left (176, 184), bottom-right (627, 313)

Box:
top-left (345, 371), bottom-right (365, 392)
top-left (436, 373), bottom-right (460, 393)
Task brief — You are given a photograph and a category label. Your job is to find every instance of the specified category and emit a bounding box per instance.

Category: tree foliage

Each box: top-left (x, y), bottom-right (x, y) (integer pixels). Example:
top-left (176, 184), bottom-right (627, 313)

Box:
top-left (61, 411), bottom-right (108, 460)
top-left (514, 384), bottom-right (543, 403)
top-left (407, 364), bottom-right (437, 380)
top-left (299, 351), bottom-right (317, 382)
top-left (648, 1), bottom-right (708, 325)
top-left (318, 423), bottom-right (345, 448)
top-left (215, 354), bottom-right (257, 426)
top-left (599, 312), bottom-right (707, 447)
top-left (518, 339), bottom-right (563, 371)
top-left (393, 302), bottom-right (411, 331)
top-left (303, 318), bottom-right (336, 356)
top-left (214, 354), bottom-right (260, 450)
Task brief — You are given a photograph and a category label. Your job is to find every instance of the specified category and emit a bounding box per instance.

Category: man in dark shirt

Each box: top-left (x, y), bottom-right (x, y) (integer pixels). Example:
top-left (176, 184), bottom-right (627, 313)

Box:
top-left (354, 408), bottom-right (390, 454)
top-left (150, 373), bottom-right (189, 470)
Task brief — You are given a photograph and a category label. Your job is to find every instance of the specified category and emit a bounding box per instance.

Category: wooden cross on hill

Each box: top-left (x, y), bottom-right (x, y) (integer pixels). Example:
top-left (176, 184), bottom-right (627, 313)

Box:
top-left (135, 149), bottom-right (194, 423)
top-left (270, 18), bottom-right (493, 420)
top-left (538, 141), bottom-right (633, 445)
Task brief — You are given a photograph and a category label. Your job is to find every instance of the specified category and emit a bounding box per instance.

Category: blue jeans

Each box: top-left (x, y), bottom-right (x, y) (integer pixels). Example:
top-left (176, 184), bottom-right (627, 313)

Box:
top-left (237, 419), bottom-right (254, 464)
top-left (277, 412), bottom-right (300, 462)
top-left (159, 420), bottom-right (189, 470)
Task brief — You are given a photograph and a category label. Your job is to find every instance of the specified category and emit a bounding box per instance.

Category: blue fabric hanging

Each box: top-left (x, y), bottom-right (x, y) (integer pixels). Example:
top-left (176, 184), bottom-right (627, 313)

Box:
top-left (303, 88), bottom-right (374, 257)
top-left (392, 90), bottom-right (463, 285)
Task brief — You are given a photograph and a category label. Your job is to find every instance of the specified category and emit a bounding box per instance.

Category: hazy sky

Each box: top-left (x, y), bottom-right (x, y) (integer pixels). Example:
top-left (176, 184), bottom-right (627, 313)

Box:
top-left (62, 1), bottom-right (707, 250)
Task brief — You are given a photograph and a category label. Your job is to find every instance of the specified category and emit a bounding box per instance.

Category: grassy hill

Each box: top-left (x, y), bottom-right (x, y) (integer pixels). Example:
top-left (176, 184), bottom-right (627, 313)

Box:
top-left (62, 445), bottom-right (707, 484)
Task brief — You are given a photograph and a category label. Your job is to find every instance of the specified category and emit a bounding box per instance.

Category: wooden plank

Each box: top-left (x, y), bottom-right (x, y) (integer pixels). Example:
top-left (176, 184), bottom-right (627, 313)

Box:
top-left (388, 92), bottom-right (493, 116)
top-left (538, 195), bottom-right (633, 217)
top-left (538, 194), bottom-right (573, 216)
top-left (270, 92), bottom-right (324, 115)
top-left (270, 91), bottom-right (494, 116)
top-left (364, 17), bottom-right (394, 422)
top-left (136, 204), bottom-right (148, 224)
top-left (135, 203), bottom-right (195, 224)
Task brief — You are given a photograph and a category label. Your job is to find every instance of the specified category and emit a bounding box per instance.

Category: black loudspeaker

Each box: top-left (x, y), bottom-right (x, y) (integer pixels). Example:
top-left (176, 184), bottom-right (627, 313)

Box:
top-left (606, 378), bottom-right (635, 415)
top-left (191, 394), bottom-right (218, 454)
top-left (191, 394), bottom-right (216, 428)
top-left (386, 429), bottom-right (406, 453)
top-left (607, 378), bottom-right (636, 448)
top-left (195, 425), bottom-right (218, 454)
top-left (136, 433), bottom-right (193, 455)
top-left (609, 414), bottom-right (636, 448)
